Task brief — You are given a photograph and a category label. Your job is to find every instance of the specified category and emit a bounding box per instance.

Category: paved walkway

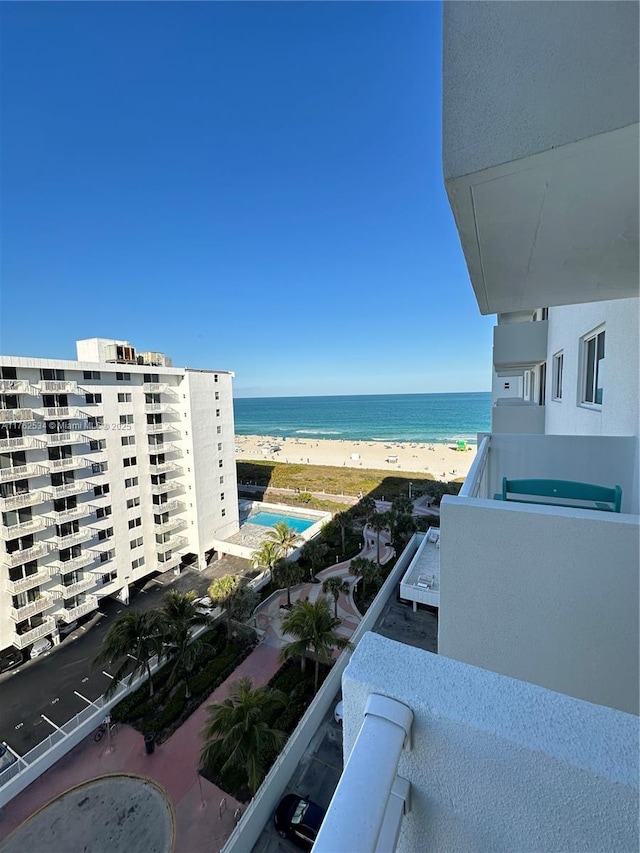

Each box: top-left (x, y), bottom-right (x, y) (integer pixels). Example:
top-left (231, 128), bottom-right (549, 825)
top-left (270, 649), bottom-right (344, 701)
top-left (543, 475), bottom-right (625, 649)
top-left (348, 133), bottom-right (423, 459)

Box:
top-left (254, 525), bottom-right (395, 648)
top-left (0, 643), bottom-right (282, 853)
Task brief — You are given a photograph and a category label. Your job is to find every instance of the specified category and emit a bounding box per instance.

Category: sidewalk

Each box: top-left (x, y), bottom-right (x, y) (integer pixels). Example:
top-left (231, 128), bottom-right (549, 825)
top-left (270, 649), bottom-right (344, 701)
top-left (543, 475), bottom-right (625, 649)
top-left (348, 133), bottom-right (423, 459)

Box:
top-left (0, 642), bottom-right (282, 853)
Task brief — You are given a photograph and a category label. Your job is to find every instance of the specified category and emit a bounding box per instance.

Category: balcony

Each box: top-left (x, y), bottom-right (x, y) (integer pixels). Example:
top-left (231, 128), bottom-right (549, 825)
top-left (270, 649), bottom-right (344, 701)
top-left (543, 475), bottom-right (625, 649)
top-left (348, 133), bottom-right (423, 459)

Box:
top-left (0, 409), bottom-right (36, 423)
top-left (145, 422), bottom-right (180, 436)
top-left (4, 541), bottom-right (54, 567)
top-left (54, 528), bottom-right (95, 549)
top-left (48, 455), bottom-right (90, 473)
top-left (158, 534), bottom-right (188, 552)
top-left (34, 380), bottom-right (79, 394)
top-left (442, 433), bottom-right (639, 715)
top-left (0, 435), bottom-right (47, 452)
top-left (155, 498), bottom-right (185, 515)
top-left (148, 443), bottom-right (181, 458)
top-left (55, 575), bottom-right (98, 598)
top-left (142, 382), bottom-right (176, 394)
top-left (493, 319), bottom-right (548, 370)
top-left (58, 595), bottom-right (98, 623)
top-left (399, 528), bottom-right (440, 610)
top-left (10, 593), bottom-right (58, 622)
top-left (0, 379), bottom-right (33, 394)
top-left (44, 431), bottom-right (88, 446)
top-left (50, 503), bottom-right (96, 523)
top-left (6, 568), bottom-right (52, 595)
top-left (144, 403), bottom-right (178, 415)
top-left (46, 480), bottom-right (95, 499)
top-left (13, 617), bottom-right (56, 649)
top-left (148, 460), bottom-right (182, 474)
top-left (150, 480), bottom-right (183, 496)
top-left (1, 515), bottom-right (53, 539)
top-left (52, 553), bottom-right (96, 575)
top-left (0, 490), bottom-right (49, 511)
top-left (154, 517), bottom-right (186, 536)
top-left (0, 463), bottom-right (49, 483)
top-left (156, 553), bottom-right (182, 572)
top-left (491, 401), bottom-right (546, 434)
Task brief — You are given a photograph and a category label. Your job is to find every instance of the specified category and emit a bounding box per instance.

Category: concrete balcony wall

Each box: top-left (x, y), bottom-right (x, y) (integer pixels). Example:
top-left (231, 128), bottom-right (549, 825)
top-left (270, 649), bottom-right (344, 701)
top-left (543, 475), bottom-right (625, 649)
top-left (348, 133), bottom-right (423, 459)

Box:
top-left (443, 2), bottom-right (639, 313)
top-left (493, 320), bottom-right (548, 369)
top-left (492, 402), bottom-right (545, 434)
top-left (439, 494), bottom-right (639, 715)
top-left (342, 633), bottom-right (638, 853)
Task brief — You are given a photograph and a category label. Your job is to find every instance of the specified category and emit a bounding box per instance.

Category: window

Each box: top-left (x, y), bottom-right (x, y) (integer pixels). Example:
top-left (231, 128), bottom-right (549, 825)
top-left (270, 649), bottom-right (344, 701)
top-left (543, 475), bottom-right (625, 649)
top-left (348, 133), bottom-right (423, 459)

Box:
top-left (98, 527), bottom-right (113, 541)
top-left (94, 483), bottom-right (110, 497)
top-left (582, 327), bottom-right (605, 406)
top-left (89, 439), bottom-right (106, 451)
top-left (221, 508), bottom-right (226, 517)
top-left (83, 370), bottom-right (101, 380)
top-left (130, 536), bottom-right (143, 549)
top-left (96, 505), bottom-right (112, 519)
top-left (125, 476), bottom-right (139, 488)
top-left (217, 442), bottom-right (222, 451)
top-left (143, 373), bottom-right (159, 383)
top-left (85, 393), bottom-right (102, 404)
top-left (117, 392), bottom-right (132, 403)
top-left (123, 456), bottom-right (137, 467)
top-left (100, 549), bottom-right (115, 563)
top-left (132, 556), bottom-right (145, 570)
top-left (88, 416), bottom-right (104, 429)
top-left (119, 414), bottom-right (134, 425)
top-left (121, 435), bottom-right (135, 446)
top-left (219, 476), bottom-right (224, 484)
top-left (552, 352), bottom-right (564, 401)
top-left (215, 392), bottom-right (219, 400)
top-left (126, 496), bottom-right (140, 509)
top-left (216, 426), bottom-right (222, 434)
top-left (220, 492), bottom-right (224, 501)
top-left (92, 461), bottom-right (108, 474)
top-left (40, 368), bottom-right (65, 380)
top-left (214, 374), bottom-right (218, 383)
top-left (218, 459), bottom-right (223, 468)
top-left (116, 372), bottom-right (131, 381)
top-left (128, 517), bottom-right (142, 529)
top-left (216, 409), bottom-right (220, 417)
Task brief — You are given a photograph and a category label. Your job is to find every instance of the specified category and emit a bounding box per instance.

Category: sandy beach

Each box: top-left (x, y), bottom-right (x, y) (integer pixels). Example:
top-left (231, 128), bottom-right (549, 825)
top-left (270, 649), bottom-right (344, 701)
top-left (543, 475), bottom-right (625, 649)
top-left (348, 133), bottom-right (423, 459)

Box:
top-left (235, 434), bottom-right (477, 481)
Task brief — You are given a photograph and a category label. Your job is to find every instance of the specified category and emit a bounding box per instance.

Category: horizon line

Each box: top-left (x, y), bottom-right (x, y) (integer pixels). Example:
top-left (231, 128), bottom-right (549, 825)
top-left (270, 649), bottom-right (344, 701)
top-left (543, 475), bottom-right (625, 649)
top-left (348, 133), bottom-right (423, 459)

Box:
top-left (233, 390), bottom-right (492, 400)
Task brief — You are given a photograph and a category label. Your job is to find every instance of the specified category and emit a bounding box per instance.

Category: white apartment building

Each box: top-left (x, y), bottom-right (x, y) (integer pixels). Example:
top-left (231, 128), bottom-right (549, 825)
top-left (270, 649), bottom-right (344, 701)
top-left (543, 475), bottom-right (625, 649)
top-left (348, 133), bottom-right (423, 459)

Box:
top-left (0, 337), bottom-right (239, 656)
top-left (226, 4), bottom-right (639, 852)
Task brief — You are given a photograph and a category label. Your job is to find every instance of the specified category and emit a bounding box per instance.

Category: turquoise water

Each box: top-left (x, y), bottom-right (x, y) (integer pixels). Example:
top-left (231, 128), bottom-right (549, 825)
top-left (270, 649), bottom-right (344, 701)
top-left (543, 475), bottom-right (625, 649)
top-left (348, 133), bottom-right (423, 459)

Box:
top-left (247, 511), bottom-right (315, 532)
top-left (234, 392), bottom-right (491, 445)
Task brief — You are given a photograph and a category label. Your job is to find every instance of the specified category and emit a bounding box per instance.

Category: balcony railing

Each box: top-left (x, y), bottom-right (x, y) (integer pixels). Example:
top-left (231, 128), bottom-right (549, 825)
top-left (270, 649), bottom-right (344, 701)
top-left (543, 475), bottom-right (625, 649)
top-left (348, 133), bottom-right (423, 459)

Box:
top-left (13, 618), bottom-right (56, 649)
top-left (1, 515), bottom-right (53, 540)
top-left (57, 595), bottom-right (98, 623)
top-left (49, 503), bottom-right (96, 523)
top-left (48, 456), bottom-right (89, 473)
top-left (54, 528), bottom-right (95, 549)
top-left (0, 409), bottom-right (36, 423)
top-left (0, 379), bottom-right (33, 394)
top-left (51, 553), bottom-right (96, 575)
top-left (34, 380), bottom-right (78, 394)
top-left (0, 463), bottom-right (49, 483)
top-left (144, 403), bottom-right (177, 414)
top-left (156, 553), bottom-right (182, 572)
top-left (155, 498), bottom-right (185, 514)
top-left (157, 534), bottom-right (188, 553)
top-left (4, 541), bottom-right (54, 567)
top-left (46, 481), bottom-right (95, 499)
top-left (10, 593), bottom-right (59, 622)
top-left (148, 443), bottom-right (181, 458)
top-left (148, 460), bottom-right (182, 474)
top-left (55, 575), bottom-right (98, 598)
top-left (43, 432), bottom-right (88, 446)
top-left (150, 480), bottom-right (183, 496)
top-left (6, 568), bottom-right (52, 596)
top-left (0, 435), bottom-right (47, 452)
top-left (0, 490), bottom-right (49, 511)
top-left (145, 422), bottom-right (180, 435)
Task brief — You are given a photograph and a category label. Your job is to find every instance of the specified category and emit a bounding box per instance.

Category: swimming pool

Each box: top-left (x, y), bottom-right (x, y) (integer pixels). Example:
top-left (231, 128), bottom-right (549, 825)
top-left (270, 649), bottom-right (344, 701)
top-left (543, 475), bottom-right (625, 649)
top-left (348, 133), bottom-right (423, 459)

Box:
top-left (246, 511), bottom-right (315, 533)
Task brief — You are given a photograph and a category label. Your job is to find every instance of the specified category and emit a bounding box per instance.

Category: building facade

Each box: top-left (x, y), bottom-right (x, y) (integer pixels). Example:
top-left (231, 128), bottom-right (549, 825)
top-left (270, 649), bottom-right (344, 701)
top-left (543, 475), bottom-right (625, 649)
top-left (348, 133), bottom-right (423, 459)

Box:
top-left (0, 338), bottom-right (239, 655)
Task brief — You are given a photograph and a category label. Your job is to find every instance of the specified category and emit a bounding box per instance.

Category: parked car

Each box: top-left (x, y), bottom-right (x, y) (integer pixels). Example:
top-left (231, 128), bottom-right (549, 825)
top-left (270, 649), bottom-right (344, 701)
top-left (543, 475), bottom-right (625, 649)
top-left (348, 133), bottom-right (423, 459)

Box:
top-left (58, 620), bottom-right (78, 637)
top-left (29, 637), bottom-right (53, 659)
top-left (194, 596), bottom-right (215, 615)
top-left (0, 649), bottom-right (24, 674)
top-left (274, 794), bottom-right (326, 850)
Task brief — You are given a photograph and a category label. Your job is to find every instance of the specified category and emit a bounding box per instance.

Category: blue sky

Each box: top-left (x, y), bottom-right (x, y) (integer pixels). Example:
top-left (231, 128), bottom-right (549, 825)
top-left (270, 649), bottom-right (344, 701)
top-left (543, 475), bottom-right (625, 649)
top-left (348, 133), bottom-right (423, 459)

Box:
top-left (1, 1), bottom-right (493, 397)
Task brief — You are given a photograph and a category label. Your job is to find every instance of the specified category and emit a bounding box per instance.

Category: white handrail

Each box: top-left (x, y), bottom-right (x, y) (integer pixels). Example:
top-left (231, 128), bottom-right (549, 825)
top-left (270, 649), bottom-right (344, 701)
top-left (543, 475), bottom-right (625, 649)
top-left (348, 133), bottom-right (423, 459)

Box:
top-left (459, 435), bottom-right (490, 498)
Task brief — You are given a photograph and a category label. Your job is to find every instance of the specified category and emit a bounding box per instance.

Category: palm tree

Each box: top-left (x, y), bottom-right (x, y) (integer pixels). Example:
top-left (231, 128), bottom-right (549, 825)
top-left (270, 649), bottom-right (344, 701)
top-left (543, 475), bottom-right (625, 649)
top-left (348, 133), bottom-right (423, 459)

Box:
top-left (332, 511), bottom-right (353, 555)
top-left (272, 558), bottom-right (305, 608)
top-left (369, 511), bottom-right (390, 566)
top-left (93, 609), bottom-right (163, 698)
top-left (200, 676), bottom-right (287, 795)
top-left (266, 521), bottom-right (302, 560)
top-left (208, 574), bottom-right (256, 639)
top-left (349, 556), bottom-right (380, 598)
top-left (356, 496), bottom-right (376, 524)
top-left (250, 540), bottom-right (280, 584)
top-left (279, 597), bottom-right (351, 692)
top-left (388, 496), bottom-right (414, 543)
top-left (322, 576), bottom-right (350, 618)
top-left (300, 537), bottom-right (329, 580)
top-left (159, 590), bottom-right (213, 699)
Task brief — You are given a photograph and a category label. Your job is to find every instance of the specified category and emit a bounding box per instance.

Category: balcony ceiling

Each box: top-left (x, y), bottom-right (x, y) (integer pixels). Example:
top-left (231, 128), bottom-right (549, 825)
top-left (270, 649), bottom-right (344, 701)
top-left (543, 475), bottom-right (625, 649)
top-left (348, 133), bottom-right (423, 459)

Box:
top-left (446, 123), bottom-right (639, 314)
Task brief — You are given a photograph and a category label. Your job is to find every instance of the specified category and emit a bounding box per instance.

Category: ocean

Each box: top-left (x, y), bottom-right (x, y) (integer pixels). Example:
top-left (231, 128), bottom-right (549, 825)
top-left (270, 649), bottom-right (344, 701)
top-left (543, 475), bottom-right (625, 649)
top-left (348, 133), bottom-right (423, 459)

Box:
top-left (233, 392), bottom-right (491, 445)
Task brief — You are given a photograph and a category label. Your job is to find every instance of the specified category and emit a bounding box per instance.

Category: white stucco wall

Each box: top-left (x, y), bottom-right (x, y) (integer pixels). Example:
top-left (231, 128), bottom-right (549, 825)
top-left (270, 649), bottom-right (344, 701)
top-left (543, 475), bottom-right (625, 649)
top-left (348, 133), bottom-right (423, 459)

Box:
top-left (342, 632), bottom-right (639, 853)
top-left (443, 1), bottom-right (639, 179)
top-left (439, 496), bottom-right (639, 715)
top-left (544, 297), bottom-right (639, 437)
